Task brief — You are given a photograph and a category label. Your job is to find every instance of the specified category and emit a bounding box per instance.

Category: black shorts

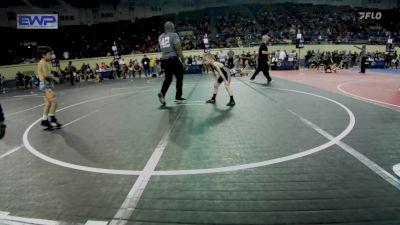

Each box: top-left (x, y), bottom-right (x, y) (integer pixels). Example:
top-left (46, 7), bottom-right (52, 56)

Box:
top-left (216, 67), bottom-right (231, 83)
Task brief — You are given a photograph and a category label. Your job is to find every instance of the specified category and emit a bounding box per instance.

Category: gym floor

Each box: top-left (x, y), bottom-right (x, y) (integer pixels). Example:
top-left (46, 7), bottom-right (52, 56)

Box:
top-left (0, 68), bottom-right (399, 225)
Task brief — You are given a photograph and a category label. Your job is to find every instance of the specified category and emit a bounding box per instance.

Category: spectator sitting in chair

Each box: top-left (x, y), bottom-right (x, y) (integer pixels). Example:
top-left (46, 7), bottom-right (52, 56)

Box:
top-left (122, 64), bottom-right (129, 79)
top-left (65, 61), bottom-right (76, 85)
top-left (323, 55), bottom-right (337, 73)
top-left (133, 60), bottom-right (142, 78)
top-left (15, 71), bottom-right (24, 88)
top-left (128, 64), bottom-right (134, 79)
top-left (24, 74), bottom-right (33, 88)
top-left (0, 75), bottom-right (6, 94)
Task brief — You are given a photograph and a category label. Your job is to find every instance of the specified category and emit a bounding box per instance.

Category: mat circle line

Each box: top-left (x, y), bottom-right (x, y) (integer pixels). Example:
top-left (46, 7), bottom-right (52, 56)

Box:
top-left (23, 87), bottom-right (355, 176)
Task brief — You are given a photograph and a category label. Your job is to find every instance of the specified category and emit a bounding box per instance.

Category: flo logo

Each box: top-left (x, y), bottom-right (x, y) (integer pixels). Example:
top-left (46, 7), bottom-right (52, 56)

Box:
top-left (359, 12), bottom-right (382, 20)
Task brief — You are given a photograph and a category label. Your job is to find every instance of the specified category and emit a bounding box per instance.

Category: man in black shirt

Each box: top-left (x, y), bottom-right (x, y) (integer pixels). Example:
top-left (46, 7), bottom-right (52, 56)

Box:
top-left (16, 71), bottom-right (24, 88)
top-left (250, 35), bottom-right (272, 83)
top-left (354, 45), bottom-right (367, 73)
top-left (141, 55), bottom-right (151, 78)
top-left (65, 61), bottom-right (76, 85)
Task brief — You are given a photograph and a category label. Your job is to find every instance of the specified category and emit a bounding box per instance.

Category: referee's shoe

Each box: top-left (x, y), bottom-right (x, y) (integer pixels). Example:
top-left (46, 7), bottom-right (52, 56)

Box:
top-left (174, 97), bottom-right (186, 104)
top-left (158, 92), bottom-right (166, 105)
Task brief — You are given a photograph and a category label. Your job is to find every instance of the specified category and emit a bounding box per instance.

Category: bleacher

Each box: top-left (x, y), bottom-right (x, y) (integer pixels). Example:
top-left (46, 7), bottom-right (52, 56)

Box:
top-left (0, 0), bottom-right (26, 7)
top-left (0, 2), bottom-right (399, 66)
top-left (62, 0), bottom-right (120, 8)
top-left (27, 0), bottom-right (59, 8)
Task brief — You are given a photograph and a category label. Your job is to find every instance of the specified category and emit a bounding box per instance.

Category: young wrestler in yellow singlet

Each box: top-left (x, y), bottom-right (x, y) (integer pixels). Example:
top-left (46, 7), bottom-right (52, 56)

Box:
top-left (37, 46), bottom-right (62, 129)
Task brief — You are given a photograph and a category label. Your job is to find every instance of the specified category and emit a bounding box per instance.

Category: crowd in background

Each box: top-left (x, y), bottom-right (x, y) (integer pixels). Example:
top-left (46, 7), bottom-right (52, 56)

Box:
top-left (0, 47), bottom-right (399, 94)
top-left (305, 49), bottom-right (399, 71)
top-left (1, 3), bottom-right (399, 66)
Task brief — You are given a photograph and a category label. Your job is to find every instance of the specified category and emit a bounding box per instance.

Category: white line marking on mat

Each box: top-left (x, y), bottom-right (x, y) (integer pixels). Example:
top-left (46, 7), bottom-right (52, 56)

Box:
top-left (169, 103), bottom-right (205, 106)
top-left (153, 88), bottom-right (356, 175)
top-left (85, 220), bottom-right (108, 225)
top-left (2, 109), bottom-right (102, 162)
top-left (0, 145), bottom-right (24, 160)
top-left (393, 164), bottom-right (400, 177)
top-left (289, 110), bottom-right (400, 191)
top-left (23, 91), bottom-right (142, 176)
top-left (24, 88), bottom-right (355, 176)
top-left (5, 104), bottom-right (45, 117)
top-left (111, 88), bottom-right (132, 90)
top-left (0, 214), bottom-right (60, 225)
top-left (12, 94), bottom-right (40, 98)
top-left (109, 109), bottom-right (184, 225)
top-left (0, 211), bottom-right (10, 216)
top-left (62, 110), bottom-right (100, 127)
top-left (337, 82), bottom-right (400, 110)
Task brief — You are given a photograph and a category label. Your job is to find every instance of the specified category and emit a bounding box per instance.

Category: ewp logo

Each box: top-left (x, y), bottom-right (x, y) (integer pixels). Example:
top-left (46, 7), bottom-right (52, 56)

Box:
top-left (17, 14), bottom-right (58, 29)
top-left (359, 12), bottom-right (382, 20)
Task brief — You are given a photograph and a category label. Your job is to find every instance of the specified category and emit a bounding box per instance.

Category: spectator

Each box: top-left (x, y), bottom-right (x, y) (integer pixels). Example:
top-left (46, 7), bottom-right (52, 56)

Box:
top-left (24, 74), bottom-right (33, 88)
top-left (156, 58), bottom-right (163, 77)
top-left (0, 75), bottom-right (6, 94)
top-left (122, 64), bottom-right (129, 79)
top-left (187, 56), bottom-right (193, 65)
top-left (141, 54), bottom-right (151, 78)
top-left (112, 60), bottom-right (120, 78)
top-left (227, 48), bottom-right (235, 69)
top-left (128, 63), bottom-right (134, 79)
top-left (63, 51), bottom-right (69, 60)
top-left (217, 49), bottom-right (226, 65)
top-left (133, 60), bottom-right (142, 78)
top-left (65, 61), bottom-right (76, 85)
top-left (15, 71), bottom-right (24, 88)
top-left (195, 56), bottom-right (203, 65)
top-left (150, 58), bottom-right (157, 77)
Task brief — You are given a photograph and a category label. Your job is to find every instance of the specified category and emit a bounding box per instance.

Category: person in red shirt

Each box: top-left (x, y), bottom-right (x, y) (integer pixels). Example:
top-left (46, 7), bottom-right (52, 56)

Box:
top-left (133, 60), bottom-right (142, 78)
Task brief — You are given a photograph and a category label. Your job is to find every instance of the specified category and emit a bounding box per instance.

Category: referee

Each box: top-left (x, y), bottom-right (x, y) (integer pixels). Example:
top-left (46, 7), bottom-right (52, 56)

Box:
top-left (157, 21), bottom-right (186, 105)
top-left (354, 45), bottom-right (367, 73)
top-left (250, 35), bottom-right (272, 83)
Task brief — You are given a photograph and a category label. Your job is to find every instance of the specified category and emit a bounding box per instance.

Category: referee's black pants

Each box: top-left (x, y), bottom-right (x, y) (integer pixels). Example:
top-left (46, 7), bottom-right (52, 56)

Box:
top-left (228, 58), bottom-right (234, 69)
top-left (160, 57), bottom-right (184, 99)
top-left (360, 57), bottom-right (366, 73)
top-left (250, 65), bottom-right (271, 82)
top-left (0, 103), bottom-right (4, 122)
